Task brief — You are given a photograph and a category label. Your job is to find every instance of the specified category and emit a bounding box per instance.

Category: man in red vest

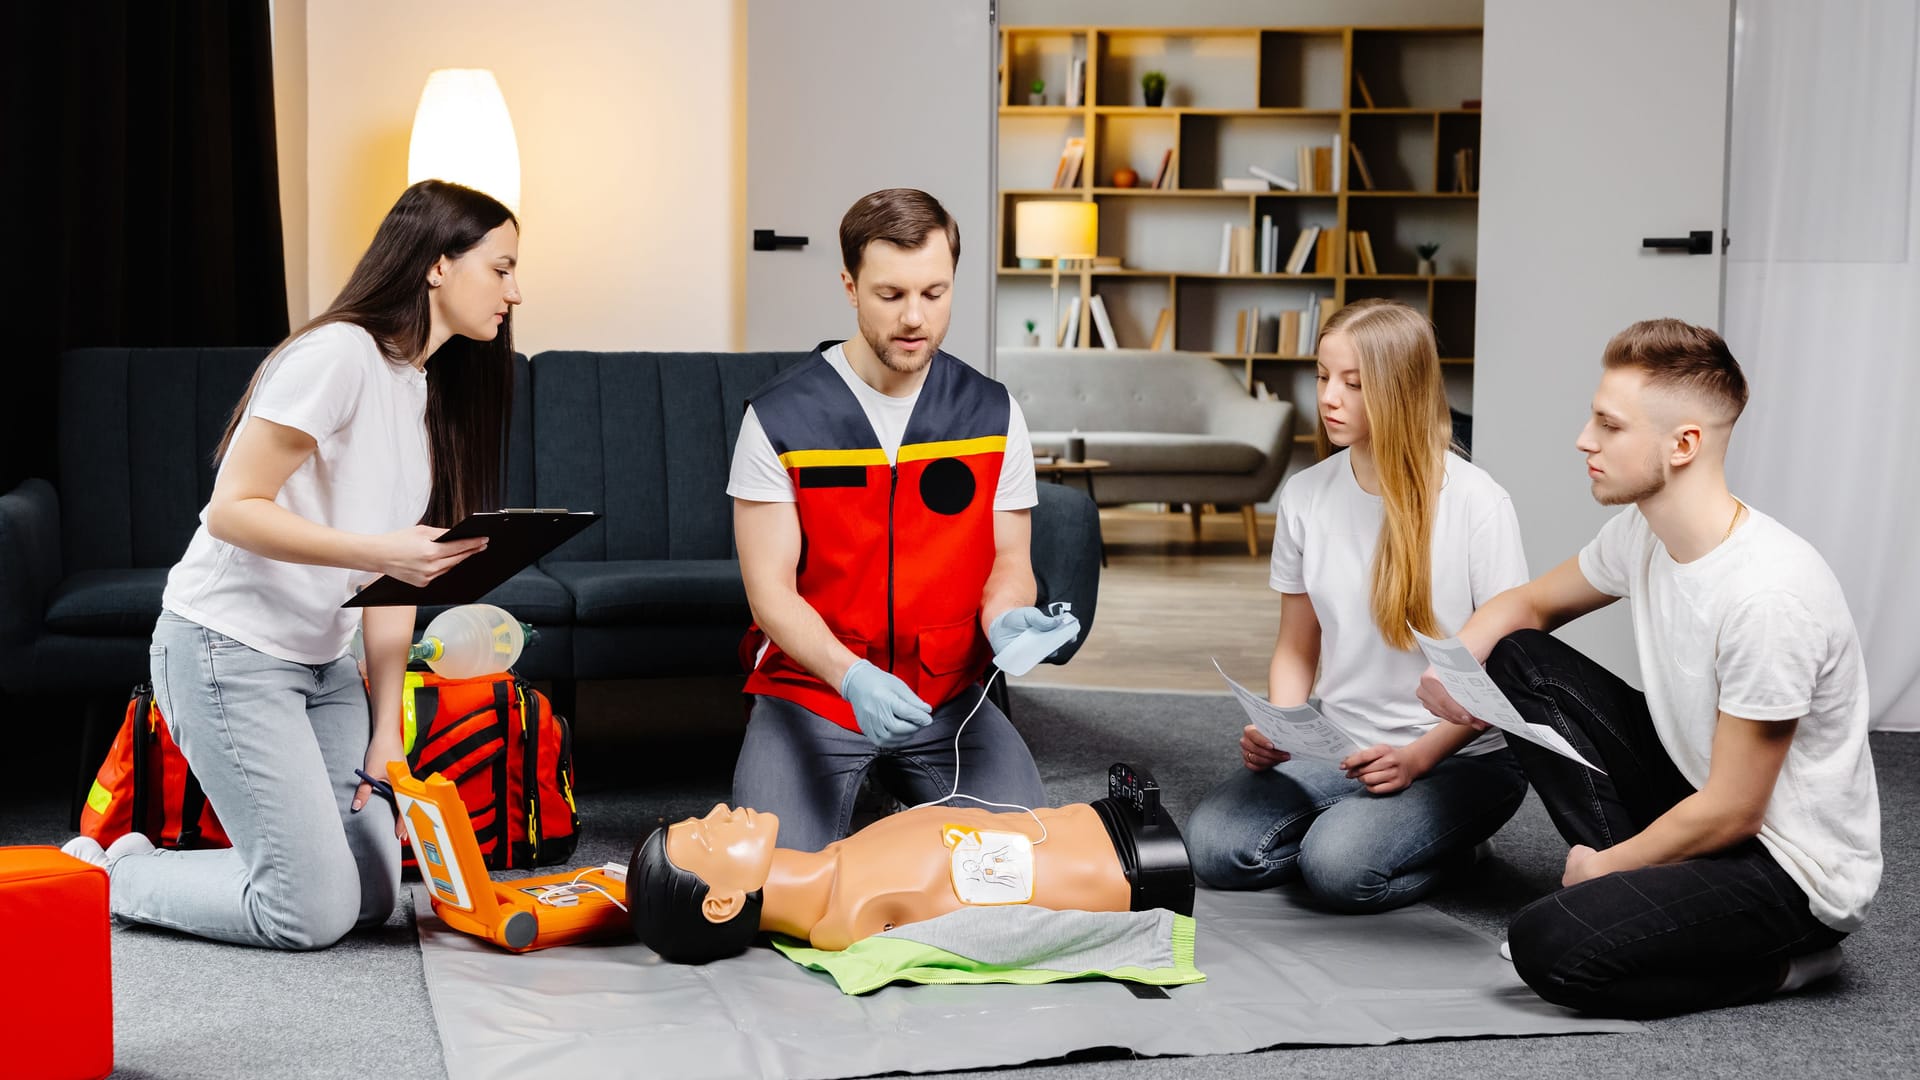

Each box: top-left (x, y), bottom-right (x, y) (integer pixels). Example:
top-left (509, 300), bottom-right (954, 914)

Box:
top-left (728, 189), bottom-right (1067, 851)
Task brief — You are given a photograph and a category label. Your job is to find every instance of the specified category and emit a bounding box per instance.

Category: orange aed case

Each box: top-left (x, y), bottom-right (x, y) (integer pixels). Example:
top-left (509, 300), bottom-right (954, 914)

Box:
top-left (386, 761), bottom-right (626, 952)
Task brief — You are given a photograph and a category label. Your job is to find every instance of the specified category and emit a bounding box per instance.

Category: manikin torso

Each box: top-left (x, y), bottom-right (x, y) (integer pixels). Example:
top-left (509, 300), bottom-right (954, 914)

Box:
top-left (763, 804), bottom-right (1131, 951)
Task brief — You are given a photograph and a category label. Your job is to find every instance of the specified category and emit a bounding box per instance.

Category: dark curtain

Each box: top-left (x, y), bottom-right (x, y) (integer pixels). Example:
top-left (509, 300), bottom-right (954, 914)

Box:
top-left (0, 1), bottom-right (289, 493)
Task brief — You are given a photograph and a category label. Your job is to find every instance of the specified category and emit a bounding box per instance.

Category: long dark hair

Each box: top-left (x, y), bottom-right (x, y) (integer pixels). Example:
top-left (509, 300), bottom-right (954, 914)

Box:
top-left (217, 180), bottom-right (517, 526)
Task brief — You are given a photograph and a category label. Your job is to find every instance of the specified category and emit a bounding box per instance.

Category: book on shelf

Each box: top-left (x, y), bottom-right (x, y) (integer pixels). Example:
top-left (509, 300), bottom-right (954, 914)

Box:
top-left (1064, 56), bottom-right (1086, 108)
top-left (1453, 147), bottom-right (1476, 193)
top-left (1217, 222), bottom-right (1234, 273)
top-left (1332, 135), bottom-right (1343, 193)
top-left (1347, 230), bottom-right (1360, 275)
top-left (1090, 255), bottom-right (1123, 268)
top-left (1315, 146), bottom-right (1333, 192)
top-left (1348, 141), bottom-right (1375, 191)
top-left (1320, 297), bottom-right (1338, 341)
top-left (1277, 310), bottom-right (1300, 355)
top-left (1358, 231), bottom-right (1379, 275)
top-left (1259, 214), bottom-right (1275, 274)
top-left (1232, 309), bottom-right (1248, 356)
top-left (1299, 292), bottom-right (1320, 355)
top-left (1283, 225), bottom-right (1320, 275)
top-left (1221, 177), bottom-right (1269, 192)
top-left (1051, 137), bottom-right (1086, 189)
top-left (1354, 69), bottom-right (1377, 109)
top-left (1253, 309), bottom-right (1279, 354)
top-left (1088, 294), bottom-right (1119, 350)
top-left (1233, 226), bottom-right (1254, 274)
top-left (1295, 146), bottom-right (1313, 192)
top-left (1149, 307), bottom-right (1172, 350)
top-left (1150, 148), bottom-right (1175, 189)
top-left (1314, 228), bottom-right (1336, 274)
top-left (1058, 298), bottom-right (1082, 347)
top-left (1248, 164), bottom-right (1298, 192)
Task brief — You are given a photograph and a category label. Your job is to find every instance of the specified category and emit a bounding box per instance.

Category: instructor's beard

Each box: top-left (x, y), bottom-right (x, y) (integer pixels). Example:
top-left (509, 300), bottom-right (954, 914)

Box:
top-left (862, 323), bottom-right (944, 375)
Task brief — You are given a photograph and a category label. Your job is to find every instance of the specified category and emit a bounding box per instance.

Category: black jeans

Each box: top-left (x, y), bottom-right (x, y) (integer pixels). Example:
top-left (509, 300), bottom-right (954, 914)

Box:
top-left (1486, 630), bottom-right (1844, 1019)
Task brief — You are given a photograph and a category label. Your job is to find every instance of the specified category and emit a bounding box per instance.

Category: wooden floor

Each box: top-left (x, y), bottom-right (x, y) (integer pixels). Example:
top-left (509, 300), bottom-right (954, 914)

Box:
top-left (1021, 508), bottom-right (1281, 693)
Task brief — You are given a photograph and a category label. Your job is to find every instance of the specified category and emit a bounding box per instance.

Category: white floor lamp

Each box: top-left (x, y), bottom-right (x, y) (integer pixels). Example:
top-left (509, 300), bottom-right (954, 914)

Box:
top-left (1013, 201), bottom-right (1098, 347)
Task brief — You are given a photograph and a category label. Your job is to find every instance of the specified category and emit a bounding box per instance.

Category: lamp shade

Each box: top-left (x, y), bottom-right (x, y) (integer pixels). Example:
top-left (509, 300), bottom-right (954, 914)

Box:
top-left (408, 69), bottom-right (521, 213)
top-left (1014, 201), bottom-right (1098, 260)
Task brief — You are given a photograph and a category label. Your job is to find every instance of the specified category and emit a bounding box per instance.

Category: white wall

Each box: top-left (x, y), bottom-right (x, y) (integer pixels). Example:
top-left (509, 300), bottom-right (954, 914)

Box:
top-left (1002, 0), bottom-right (1483, 26)
top-left (287, 0), bottom-right (743, 353)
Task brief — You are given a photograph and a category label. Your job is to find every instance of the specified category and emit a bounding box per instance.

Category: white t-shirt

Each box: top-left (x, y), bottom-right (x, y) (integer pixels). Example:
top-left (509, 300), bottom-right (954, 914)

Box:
top-left (1579, 504), bottom-right (1880, 932)
top-left (727, 342), bottom-right (1038, 510)
top-left (163, 323), bottom-right (433, 665)
top-left (1271, 450), bottom-right (1529, 755)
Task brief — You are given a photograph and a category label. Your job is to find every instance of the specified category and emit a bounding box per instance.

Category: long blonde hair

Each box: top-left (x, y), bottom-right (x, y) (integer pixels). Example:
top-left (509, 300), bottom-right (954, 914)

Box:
top-left (1315, 299), bottom-right (1453, 650)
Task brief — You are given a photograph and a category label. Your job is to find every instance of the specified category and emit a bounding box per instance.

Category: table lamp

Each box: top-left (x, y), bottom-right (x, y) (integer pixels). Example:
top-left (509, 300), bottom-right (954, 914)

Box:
top-left (1014, 201), bottom-right (1098, 347)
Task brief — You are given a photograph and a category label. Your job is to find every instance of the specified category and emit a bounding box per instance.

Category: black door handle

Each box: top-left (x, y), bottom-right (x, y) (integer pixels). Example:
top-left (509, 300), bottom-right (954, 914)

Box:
top-left (1641, 230), bottom-right (1714, 255)
top-left (753, 229), bottom-right (809, 252)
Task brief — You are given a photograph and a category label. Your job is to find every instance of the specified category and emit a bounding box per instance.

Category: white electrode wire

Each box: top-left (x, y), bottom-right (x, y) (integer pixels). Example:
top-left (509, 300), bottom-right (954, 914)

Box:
top-left (903, 666), bottom-right (1049, 844)
top-left (535, 868), bottom-right (628, 912)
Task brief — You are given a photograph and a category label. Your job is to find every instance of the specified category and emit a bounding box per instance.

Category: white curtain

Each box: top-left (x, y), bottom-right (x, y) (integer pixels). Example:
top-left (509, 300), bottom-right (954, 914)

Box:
top-left (1724, 0), bottom-right (1920, 731)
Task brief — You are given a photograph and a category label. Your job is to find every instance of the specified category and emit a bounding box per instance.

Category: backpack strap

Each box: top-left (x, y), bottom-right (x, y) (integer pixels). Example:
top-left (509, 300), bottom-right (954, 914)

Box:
top-left (129, 686), bottom-right (156, 840)
top-left (176, 769), bottom-right (208, 847)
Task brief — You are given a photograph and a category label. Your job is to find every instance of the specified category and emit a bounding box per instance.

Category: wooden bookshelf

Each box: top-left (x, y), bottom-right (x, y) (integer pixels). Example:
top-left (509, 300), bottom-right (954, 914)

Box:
top-left (996, 23), bottom-right (1481, 430)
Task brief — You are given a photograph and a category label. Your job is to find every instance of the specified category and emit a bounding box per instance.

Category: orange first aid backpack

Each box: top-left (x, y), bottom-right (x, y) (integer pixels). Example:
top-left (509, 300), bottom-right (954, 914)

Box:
top-left (80, 684), bottom-right (229, 850)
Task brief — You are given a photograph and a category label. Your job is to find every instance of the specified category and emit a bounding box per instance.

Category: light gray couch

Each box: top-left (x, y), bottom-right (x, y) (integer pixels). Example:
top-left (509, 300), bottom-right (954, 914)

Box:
top-left (997, 348), bottom-right (1295, 555)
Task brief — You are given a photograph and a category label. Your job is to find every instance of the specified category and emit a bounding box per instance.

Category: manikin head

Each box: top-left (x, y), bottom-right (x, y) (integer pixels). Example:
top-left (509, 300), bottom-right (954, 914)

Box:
top-left (1576, 319), bottom-right (1749, 506)
top-left (628, 804), bottom-right (779, 963)
top-left (838, 188), bottom-right (962, 376)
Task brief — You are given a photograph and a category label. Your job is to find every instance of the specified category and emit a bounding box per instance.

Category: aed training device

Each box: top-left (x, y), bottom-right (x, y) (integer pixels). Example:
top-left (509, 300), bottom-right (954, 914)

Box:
top-left (1091, 762), bottom-right (1195, 917)
top-left (387, 761), bottom-right (627, 952)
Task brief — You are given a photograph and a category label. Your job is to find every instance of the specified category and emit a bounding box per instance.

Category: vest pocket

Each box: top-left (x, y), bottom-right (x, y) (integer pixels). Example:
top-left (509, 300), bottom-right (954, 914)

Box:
top-left (917, 617), bottom-right (982, 677)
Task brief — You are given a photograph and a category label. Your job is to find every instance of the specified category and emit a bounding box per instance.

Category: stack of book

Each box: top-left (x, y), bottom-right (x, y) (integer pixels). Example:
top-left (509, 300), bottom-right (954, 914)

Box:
top-left (1346, 230), bottom-right (1379, 275)
top-left (1150, 148), bottom-right (1177, 189)
top-left (1063, 57), bottom-right (1087, 107)
top-left (1223, 294), bottom-right (1338, 356)
top-left (1294, 136), bottom-right (1343, 192)
top-left (1452, 147), bottom-right (1476, 193)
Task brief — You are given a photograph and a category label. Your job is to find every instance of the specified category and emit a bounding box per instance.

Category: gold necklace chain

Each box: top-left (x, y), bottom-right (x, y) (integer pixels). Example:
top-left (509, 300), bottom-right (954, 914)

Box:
top-left (1723, 497), bottom-right (1745, 543)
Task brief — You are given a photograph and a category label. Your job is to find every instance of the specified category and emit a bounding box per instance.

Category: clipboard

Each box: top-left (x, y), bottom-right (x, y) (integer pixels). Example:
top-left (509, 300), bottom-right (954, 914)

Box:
top-left (342, 509), bottom-right (600, 608)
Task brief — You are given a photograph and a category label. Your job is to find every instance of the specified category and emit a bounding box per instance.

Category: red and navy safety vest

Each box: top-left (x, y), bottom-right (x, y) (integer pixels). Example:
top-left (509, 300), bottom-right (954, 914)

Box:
top-left (741, 345), bottom-right (1009, 731)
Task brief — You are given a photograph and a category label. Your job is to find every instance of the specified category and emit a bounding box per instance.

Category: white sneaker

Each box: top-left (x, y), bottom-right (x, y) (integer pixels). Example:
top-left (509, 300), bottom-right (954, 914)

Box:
top-left (104, 832), bottom-right (156, 866)
top-left (60, 836), bottom-right (109, 868)
top-left (1499, 938), bottom-right (1513, 962)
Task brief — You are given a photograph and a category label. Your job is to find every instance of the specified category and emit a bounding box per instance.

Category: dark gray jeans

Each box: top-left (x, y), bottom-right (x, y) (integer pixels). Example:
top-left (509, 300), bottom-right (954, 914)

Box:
top-left (732, 686), bottom-right (1049, 852)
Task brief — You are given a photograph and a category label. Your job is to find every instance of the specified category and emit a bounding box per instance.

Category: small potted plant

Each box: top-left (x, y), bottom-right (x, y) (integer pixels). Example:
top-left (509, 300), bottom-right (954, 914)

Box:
top-left (1028, 78), bottom-right (1046, 106)
top-left (1416, 241), bottom-right (1441, 276)
top-left (1023, 318), bottom-right (1041, 347)
top-left (1141, 70), bottom-right (1167, 107)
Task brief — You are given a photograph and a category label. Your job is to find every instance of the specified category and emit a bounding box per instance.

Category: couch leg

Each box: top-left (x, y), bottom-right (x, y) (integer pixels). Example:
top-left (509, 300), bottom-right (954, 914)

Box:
top-left (1241, 505), bottom-right (1259, 557)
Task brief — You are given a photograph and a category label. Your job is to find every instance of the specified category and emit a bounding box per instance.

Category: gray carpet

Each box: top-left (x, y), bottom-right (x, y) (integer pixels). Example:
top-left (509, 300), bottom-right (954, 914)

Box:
top-left (4, 682), bottom-right (1914, 1080)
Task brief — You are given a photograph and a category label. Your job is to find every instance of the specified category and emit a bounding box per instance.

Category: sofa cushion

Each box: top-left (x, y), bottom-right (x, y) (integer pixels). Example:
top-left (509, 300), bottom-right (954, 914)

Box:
top-left (543, 560), bottom-right (748, 626)
top-left (1029, 432), bottom-right (1266, 475)
top-left (44, 568), bottom-right (166, 636)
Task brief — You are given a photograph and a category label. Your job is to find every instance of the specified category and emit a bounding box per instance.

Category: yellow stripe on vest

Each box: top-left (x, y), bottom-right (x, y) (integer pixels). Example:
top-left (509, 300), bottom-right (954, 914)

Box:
top-left (898, 435), bottom-right (1007, 463)
top-left (778, 448), bottom-right (891, 469)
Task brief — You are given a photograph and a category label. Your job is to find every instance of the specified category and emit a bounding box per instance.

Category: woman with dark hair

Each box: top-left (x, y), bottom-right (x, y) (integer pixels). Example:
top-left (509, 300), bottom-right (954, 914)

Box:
top-left (60, 180), bottom-right (523, 949)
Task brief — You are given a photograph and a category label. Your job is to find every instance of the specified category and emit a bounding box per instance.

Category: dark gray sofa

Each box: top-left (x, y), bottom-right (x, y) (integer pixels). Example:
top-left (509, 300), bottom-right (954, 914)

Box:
top-left (1, 346), bottom-right (1101, 758)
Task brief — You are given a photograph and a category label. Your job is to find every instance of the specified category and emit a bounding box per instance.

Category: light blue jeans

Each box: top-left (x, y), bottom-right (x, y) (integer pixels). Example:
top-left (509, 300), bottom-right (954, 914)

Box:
top-left (109, 611), bottom-right (401, 949)
top-left (1184, 748), bottom-right (1527, 913)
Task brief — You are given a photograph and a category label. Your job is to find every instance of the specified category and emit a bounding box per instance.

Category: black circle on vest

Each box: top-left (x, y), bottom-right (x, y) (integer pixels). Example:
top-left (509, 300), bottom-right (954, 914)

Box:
top-left (920, 457), bottom-right (976, 515)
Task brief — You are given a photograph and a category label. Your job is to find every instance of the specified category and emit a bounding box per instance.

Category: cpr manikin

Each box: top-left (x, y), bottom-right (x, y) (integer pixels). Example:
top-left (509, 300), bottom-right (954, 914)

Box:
top-left (629, 764), bottom-right (1193, 962)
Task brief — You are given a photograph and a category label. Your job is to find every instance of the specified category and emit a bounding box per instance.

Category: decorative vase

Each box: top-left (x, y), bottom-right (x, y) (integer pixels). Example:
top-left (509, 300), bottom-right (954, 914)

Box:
top-left (1024, 332), bottom-right (1042, 347)
top-left (1417, 258), bottom-right (1436, 277)
top-left (1143, 88), bottom-right (1165, 108)
top-left (1027, 92), bottom-right (1045, 106)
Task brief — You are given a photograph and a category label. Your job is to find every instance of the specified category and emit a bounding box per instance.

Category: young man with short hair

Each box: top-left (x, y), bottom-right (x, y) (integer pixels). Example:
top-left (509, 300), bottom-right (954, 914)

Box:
top-left (1420, 319), bottom-right (1880, 1018)
top-left (727, 188), bottom-right (1061, 851)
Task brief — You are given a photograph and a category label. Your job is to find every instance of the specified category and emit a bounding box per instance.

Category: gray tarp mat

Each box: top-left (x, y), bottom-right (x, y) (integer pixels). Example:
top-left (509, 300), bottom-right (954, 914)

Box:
top-left (416, 885), bottom-right (1640, 1079)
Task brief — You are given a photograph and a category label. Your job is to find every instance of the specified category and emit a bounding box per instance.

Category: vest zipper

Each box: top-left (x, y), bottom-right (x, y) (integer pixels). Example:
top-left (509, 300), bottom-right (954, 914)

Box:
top-left (887, 464), bottom-right (898, 672)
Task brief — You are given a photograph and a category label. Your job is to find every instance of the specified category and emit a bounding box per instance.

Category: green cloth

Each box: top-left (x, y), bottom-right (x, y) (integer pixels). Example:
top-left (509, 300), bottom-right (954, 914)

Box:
top-left (771, 905), bottom-right (1203, 996)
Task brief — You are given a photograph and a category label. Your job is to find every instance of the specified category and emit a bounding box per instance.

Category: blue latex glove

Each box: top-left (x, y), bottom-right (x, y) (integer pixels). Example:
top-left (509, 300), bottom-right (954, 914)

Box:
top-left (840, 659), bottom-right (933, 749)
top-left (987, 606), bottom-right (1074, 656)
